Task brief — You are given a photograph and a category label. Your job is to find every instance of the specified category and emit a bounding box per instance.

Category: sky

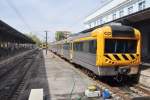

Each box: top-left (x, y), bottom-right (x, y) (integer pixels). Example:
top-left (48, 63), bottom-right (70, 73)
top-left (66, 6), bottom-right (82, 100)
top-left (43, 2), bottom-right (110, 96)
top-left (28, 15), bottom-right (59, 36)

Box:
top-left (0, 0), bottom-right (107, 42)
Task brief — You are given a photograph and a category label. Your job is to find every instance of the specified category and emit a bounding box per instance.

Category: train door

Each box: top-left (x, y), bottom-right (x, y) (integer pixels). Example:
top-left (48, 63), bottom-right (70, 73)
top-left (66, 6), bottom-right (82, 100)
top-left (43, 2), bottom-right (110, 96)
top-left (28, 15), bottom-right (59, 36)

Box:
top-left (60, 44), bottom-right (63, 56)
top-left (70, 41), bottom-right (73, 60)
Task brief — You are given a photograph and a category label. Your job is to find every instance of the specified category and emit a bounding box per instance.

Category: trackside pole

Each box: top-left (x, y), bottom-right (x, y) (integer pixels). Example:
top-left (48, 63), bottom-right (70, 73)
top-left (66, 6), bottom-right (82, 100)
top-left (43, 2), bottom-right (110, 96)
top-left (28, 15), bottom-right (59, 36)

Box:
top-left (45, 31), bottom-right (48, 55)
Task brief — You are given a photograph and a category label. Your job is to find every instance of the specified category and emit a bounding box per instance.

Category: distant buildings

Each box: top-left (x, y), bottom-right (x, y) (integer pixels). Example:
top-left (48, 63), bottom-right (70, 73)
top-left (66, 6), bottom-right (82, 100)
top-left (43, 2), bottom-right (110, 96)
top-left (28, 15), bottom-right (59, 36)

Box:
top-left (62, 31), bottom-right (71, 39)
top-left (55, 31), bottom-right (71, 41)
top-left (84, 0), bottom-right (150, 29)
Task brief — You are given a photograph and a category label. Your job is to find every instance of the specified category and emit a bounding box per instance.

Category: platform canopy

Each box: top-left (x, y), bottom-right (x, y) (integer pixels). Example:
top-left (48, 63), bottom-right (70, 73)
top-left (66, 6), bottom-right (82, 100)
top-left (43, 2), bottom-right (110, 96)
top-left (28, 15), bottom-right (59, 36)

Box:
top-left (0, 20), bottom-right (35, 43)
top-left (80, 8), bottom-right (150, 33)
top-left (116, 8), bottom-right (150, 24)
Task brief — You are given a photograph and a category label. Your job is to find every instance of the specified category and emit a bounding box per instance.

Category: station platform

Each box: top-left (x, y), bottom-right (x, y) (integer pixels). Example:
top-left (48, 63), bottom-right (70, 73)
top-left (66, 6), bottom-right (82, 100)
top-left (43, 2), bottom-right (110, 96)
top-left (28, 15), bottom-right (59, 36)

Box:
top-left (43, 50), bottom-right (100, 100)
top-left (22, 50), bottom-right (149, 100)
top-left (139, 63), bottom-right (150, 88)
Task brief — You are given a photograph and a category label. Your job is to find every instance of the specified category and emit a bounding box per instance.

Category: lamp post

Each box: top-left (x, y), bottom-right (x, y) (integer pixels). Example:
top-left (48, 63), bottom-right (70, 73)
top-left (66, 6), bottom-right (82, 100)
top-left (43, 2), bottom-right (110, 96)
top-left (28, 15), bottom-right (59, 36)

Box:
top-left (44, 31), bottom-right (48, 55)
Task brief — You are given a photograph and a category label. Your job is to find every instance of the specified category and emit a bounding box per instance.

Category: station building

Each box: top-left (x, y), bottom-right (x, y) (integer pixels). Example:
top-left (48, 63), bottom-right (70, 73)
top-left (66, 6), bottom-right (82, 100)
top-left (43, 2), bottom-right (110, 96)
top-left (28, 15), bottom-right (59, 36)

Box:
top-left (84, 0), bottom-right (150, 62)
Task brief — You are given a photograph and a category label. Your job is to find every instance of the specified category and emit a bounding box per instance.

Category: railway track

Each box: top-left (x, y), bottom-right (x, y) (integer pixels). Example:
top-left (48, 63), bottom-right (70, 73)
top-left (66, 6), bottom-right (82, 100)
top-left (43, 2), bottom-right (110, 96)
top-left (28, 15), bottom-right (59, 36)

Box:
top-left (52, 51), bottom-right (150, 100)
top-left (78, 66), bottom-right (150, 100)
top-left (0, 49), bottom-right (40, 100)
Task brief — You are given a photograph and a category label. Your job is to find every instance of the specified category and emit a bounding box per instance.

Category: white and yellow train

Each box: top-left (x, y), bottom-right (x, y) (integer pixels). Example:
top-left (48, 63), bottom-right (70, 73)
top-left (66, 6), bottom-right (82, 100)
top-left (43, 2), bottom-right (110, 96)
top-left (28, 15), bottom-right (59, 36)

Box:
top-left (50, 25), bottom-right (141, 82)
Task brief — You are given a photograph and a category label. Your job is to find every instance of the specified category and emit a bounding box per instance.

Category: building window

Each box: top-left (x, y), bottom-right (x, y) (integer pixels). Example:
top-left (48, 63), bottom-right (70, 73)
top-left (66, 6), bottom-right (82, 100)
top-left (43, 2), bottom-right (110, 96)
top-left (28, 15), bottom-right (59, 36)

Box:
top-left (103, 19), bottom-right (105, 23)
top-left (89, 40), bottom-right (97, 54)
top-left (95, 21), bottom-right (97, 26)
top-left (105, 16), bottom-right (108, 22)
top-left (138, 0), bottom-right (145, 11)
top-left (91, 23), bottom-right (93, 28)
top-left (128, 6), bottom-right (133, 14)
top-left (112, 13), bottom-right (116, 20)
top-left (119, 10), bottom-right (124, 17)
top-left (94, 21), bottom-right (97, 26)
top-left (91, 22), bottom-right (94, 27)
top-left (99, 19), bottom-right (102, 25)
top-left (97, 20), bottom-right (100, 25)
top-left (95, 20), bottom-right (98, 26)
top-left (88, 24), bottom-right (91, 28)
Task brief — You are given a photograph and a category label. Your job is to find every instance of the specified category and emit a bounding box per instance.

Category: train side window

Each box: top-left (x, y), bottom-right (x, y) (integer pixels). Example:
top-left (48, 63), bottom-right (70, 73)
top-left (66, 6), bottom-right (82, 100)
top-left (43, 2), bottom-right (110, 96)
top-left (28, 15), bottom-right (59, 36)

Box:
top-left (63, 43), bottom-right (70, 50)
top-left (83, 41), bottom-right (89, 52)
top-left (73, 42), bottom-right (83, 51)
top-left (79, 42), bottom-right (83, 51)
top-left (74, 40), bottom-right (97, 53)
top-left (73, 43), bottom-right (76, 51)
top-left (89, 40), bottom-right (97, 54)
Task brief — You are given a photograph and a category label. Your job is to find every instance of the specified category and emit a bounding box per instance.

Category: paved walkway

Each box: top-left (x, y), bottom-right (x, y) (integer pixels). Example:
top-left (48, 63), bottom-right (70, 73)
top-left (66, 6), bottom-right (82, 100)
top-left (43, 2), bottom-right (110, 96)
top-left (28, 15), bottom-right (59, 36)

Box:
top-left (43, 50), bottom-right (150, 99)
top-left (43, 50), bottom-right (99, 100)
top-left (139, 63), bottom-right (150, 88)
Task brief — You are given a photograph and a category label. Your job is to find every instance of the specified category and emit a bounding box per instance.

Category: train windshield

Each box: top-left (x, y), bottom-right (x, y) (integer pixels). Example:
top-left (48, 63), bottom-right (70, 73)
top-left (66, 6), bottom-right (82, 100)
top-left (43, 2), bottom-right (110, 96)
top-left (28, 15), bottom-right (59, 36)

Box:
top-left (105, 39), bottom-right (137, 53)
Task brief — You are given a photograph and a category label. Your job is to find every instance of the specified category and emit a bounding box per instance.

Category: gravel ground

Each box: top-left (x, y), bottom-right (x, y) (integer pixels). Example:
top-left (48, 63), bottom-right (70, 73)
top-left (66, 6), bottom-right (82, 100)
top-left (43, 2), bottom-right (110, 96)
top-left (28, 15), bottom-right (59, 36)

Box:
top-left (139, 64), bottom-right (150, 88)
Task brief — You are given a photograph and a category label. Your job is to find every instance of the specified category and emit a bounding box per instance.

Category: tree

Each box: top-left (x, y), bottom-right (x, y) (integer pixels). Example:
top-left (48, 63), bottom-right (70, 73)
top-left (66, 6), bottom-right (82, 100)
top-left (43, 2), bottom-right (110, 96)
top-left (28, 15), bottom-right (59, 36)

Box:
top-left (55, 31), bottom-right (71, 41)
top-left (25, 33), bottom-right (42, 47)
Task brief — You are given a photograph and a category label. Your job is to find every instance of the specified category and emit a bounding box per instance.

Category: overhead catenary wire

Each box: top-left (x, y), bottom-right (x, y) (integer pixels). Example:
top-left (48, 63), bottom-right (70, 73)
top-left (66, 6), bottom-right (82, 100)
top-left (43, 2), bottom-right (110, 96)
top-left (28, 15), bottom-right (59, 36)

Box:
top-left (5, 0), bottom-right (33, 32)
top-left (5, 0), bottom-right (53, 42)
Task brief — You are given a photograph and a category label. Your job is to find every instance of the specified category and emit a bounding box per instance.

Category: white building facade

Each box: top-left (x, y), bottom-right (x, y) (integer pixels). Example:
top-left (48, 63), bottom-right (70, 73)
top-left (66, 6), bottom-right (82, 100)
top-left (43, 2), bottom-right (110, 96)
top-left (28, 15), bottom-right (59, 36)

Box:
top-left (84, 0), bottom-right (150, 29)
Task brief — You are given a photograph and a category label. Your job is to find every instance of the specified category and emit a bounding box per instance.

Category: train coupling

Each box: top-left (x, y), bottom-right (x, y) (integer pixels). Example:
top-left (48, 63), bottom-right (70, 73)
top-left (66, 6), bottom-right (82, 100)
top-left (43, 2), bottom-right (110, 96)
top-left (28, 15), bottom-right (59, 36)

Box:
top-left (114, 66), bottom-right (130, 82)
top-left (118, 66), bottom-right (130, 75)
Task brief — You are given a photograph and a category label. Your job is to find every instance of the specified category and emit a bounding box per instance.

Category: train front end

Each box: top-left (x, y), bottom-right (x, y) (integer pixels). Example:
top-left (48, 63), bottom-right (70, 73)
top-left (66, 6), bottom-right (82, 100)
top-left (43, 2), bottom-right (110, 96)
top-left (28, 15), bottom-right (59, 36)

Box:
top-left (94, 25), bottom-right (141, 79)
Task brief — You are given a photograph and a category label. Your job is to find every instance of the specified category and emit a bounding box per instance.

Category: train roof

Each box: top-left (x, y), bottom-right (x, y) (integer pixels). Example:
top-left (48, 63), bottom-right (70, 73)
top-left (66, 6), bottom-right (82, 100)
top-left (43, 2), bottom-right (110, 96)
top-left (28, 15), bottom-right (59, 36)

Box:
top-left (69, 24), bottom-right (134, 38)
top-left (110, 25), bottom-right (135, 37)
top-left (51, 24), bottom-right (137, 44)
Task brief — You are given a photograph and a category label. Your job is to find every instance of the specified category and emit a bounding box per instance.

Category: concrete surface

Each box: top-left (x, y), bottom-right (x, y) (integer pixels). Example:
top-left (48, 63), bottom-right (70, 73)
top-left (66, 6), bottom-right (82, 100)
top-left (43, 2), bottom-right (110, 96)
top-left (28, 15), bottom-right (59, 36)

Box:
top-left (28, 89), bottom-right (43, 100)
top-left (44, 50), bottom-right (101, 100)
top-left (139, 64), bottom-right (150, 88)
